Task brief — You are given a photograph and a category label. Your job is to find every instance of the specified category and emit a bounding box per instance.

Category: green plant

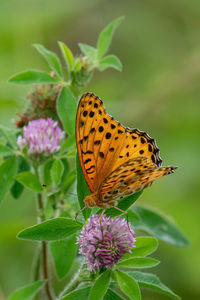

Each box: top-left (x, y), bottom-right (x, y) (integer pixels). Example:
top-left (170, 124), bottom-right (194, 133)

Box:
top-left (0, 17), bottom-right (188, 300)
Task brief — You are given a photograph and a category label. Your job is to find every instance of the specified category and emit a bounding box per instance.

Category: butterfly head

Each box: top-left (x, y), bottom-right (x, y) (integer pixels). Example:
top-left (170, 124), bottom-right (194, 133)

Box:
top-left (84, 194), bottom-right (98, 207)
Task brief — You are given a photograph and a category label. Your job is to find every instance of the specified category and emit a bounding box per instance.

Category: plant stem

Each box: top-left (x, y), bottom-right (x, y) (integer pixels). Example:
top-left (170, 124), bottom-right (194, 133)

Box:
top-left (42, 240), bottom-right (53, 300)
top-left (34, 165), bottom-right (54, 300)
top-left (31, 245), bottom-right (41, 282)
top-left (32, 247), bottom-right (41, 300)
top-left (59, 261), bottom-right (84, 298)
top-left (37, 191), bottom-right (45, 221)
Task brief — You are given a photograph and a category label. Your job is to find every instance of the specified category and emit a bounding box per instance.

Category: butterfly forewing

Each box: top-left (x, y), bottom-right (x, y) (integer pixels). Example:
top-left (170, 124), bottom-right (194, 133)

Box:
top-left (114, 128), bottom-right (162, 171)
top-left (76, 93), bottom-right (127, 193)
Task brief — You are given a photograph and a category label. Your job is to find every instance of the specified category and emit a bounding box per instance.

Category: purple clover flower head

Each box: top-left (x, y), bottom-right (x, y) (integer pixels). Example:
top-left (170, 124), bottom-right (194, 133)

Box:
top-left (17, 118), bottom-right (64, 156)
top-left (77, 214), bottom-right (135, 271)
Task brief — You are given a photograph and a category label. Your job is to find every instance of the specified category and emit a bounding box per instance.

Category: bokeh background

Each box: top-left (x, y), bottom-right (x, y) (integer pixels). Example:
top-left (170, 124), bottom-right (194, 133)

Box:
top-left (0, 0), bottom-right (199, 299)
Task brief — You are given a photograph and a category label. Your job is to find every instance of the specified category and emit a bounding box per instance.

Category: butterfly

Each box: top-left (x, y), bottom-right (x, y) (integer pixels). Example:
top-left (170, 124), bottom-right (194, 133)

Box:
top-left (76, 92), bottom-right (177, 214)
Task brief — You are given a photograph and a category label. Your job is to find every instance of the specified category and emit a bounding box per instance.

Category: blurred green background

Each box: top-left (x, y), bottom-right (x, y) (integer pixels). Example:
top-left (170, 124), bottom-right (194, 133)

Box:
top-left (0, 0), bottom-right (199, 299)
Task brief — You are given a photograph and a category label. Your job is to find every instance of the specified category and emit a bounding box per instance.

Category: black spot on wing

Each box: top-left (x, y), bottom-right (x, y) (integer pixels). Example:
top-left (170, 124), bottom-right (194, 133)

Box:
top-left (89, 111), bottom-right (94, 118)
top-left (105, 132), bottom-right (111, 139)
top-left (84, 158), bottom-right (91, 164)
top-left (99, 152), bottom-right (104, 158)
top-left (103, 118), bottom-right (108, 123)
top-left (98, 126), bottom-right (104, 132)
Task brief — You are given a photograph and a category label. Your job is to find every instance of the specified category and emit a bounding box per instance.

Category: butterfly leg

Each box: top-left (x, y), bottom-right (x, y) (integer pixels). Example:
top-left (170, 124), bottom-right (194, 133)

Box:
top-left (113, 206), bottom-right (133, 236)
top-left (75, 206), bottom-right (86, 221)
top-left (99, 209), bottom-right (106, 226)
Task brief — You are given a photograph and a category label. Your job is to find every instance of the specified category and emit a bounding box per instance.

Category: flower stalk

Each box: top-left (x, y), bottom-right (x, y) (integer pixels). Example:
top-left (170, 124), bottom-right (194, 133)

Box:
top-left (34, 165), bottom-right (54, 300)
top-left (59, 261), bottom-right (85, 298)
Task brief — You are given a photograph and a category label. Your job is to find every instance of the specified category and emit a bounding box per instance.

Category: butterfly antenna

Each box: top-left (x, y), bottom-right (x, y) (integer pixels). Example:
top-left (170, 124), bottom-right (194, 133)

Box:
top-left (113, 206), bottom-right (133, 236)
top-left (75, 206), bottom-right (87, 221)
top-left (42, 184), bottom-right (77, 197)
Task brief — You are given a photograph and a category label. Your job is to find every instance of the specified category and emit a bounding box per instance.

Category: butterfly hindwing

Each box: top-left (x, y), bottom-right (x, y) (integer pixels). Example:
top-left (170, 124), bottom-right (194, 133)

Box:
top-left (99, 157), bottom-right (176, 205)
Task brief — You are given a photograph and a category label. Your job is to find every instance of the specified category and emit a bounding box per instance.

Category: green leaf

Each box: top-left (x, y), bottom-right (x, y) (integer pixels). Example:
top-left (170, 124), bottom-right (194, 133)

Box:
top-left (9, 70), bottom-right (59, 84)
top-left (98, 55), bottom-right (122, 71)
top-left (60, 135), bottom-right (76, 153)
top-left (79, 43), bottom-right (98, 61)
top-left (60, 287), bottom-right (91, 300)
top-left (129, 271), bottom-right (180, 299)
top-left (76, 153), bottom-right (91, 220)
top-left (0, 156), bottom-right (18, 203)
top-left (89, 269), bottom-right (111, 300)
top-left (17, 217), bottom-right (82, 241)
top-left (0, 144), bottom-right (13, 156)
top-left (50, 234), bottom-right (78, 279)
top-left (0, 125), bottom-right (17, 148)
top-left (65, 149), bottom-right (76, 157)
top-left (11, 181), bottom-right (24, 199)
top-left (61, 169), bottom-right (76, 191)
top-left (42, 159), bottom-right (54, 186)
top-left (115, 269), bottom-right (141, 300)
top-left (59, 158), bottom-right (70, 187)
top-left (117, 257), bottom-right (159, 269)
top-left (8, 280), bottom-right (45, 300)
top-left (73, 59), bottom-right (81, 71)
top-left (133, 237), bottom-right (158, 257)
top-left (57, 86), bottom-right (77, 136)
top-left (102, 191), bottom-right (142, 218)
top-left (11, 156), bottom-right (30, 199)
top-left (127, 209), bottom-right (140, 223)
top-left (50, 159), bottom-right (64, 185)
top-left (97, 16), bottom-right (124, 59)
top-left (122, 237), bottom-right (158, 260)
top-left (44, 197), bottom-right (54, 219)
top-left (16, 171), bottom-right (42, 193)
top-left (33, 43), bottom-right (62, 77)
top-left (58, 41), bottom-right (74, 71)
top-left (104, 289), bottom-right (123, 300)
top-left (133, 206), bottom-right (189, 247)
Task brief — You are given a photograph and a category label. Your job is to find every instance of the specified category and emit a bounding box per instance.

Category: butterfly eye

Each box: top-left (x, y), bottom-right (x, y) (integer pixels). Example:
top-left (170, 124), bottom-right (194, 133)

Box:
top-left (84, 195), bottom-right (96, 207)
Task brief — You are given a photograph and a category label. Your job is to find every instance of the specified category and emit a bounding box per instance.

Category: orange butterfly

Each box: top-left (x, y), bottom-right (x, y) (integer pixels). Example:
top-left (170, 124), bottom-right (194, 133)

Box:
top-left (76, 93), bottom-right (177, 214)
